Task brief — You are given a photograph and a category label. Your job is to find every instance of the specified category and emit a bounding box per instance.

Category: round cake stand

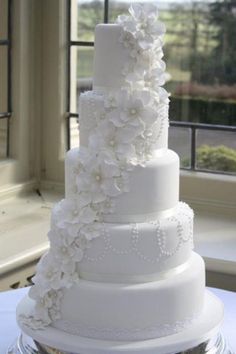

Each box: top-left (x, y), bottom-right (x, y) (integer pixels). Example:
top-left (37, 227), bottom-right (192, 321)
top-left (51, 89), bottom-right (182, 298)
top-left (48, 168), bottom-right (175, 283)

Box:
top-left (7, 332), bottom-right (233, 354)
top-left (14, 290), bottom-right (233, 354)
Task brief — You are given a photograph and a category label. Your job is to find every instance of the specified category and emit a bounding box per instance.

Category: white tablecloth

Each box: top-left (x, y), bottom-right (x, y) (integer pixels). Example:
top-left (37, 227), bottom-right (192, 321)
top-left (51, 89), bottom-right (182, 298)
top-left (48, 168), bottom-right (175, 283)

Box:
top-left (0, 287), bottom-right (235, 353)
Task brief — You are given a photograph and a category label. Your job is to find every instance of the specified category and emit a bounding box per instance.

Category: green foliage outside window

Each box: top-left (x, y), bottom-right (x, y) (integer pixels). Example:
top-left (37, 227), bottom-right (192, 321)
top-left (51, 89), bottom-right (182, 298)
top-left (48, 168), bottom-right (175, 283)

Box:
top-left (182, 145), bottom-right (236, 173)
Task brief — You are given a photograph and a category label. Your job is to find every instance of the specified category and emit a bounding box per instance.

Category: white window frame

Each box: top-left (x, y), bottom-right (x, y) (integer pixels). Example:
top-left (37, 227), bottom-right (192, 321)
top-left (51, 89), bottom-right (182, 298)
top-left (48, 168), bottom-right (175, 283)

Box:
top-left (0, 0), bottom-right (68, 197)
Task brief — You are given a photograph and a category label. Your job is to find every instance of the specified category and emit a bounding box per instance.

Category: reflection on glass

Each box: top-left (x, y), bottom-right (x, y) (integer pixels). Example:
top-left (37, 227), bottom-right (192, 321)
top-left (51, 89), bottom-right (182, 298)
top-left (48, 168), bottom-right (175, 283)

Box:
top-left (70, 117), bottom-right (80, 149)
top-left (196, 129), bottom-right (236, 174)
top-left (169, 127), bottom-right (191, 168)
top-left (0, 118), bottom-right (8, 159)
top-left (74, 0), bottom-right (104, 41)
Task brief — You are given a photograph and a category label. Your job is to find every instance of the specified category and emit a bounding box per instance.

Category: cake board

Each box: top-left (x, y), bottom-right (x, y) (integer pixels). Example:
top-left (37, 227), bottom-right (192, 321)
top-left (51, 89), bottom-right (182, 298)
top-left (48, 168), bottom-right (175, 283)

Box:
top-left (11, 290), bottom-right (233, 354)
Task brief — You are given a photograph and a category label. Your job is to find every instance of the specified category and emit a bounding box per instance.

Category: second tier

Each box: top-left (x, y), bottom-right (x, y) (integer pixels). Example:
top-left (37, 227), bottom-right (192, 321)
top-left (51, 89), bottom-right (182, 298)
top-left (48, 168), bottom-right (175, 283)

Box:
top-left (65, 148), bottom-right (179, 223)
top-left (51, 201), bottom-right (193, 283)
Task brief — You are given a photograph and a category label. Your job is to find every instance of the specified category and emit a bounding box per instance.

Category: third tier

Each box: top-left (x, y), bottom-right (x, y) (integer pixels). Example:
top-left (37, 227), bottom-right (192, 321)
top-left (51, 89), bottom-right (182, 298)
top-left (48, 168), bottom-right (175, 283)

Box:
top-left (65, 148), bottom-right (179, 223)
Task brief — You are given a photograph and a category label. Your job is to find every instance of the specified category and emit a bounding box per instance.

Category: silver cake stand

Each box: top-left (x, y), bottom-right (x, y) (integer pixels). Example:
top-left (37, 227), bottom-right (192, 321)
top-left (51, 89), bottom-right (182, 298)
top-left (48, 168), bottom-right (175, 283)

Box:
top-left (7, 332), bottom-right (233, 354)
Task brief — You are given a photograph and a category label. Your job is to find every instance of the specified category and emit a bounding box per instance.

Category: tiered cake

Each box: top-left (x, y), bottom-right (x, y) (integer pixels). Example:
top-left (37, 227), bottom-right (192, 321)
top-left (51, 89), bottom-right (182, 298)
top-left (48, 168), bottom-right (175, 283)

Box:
top-left (17, 4), bottom-right (224, 353)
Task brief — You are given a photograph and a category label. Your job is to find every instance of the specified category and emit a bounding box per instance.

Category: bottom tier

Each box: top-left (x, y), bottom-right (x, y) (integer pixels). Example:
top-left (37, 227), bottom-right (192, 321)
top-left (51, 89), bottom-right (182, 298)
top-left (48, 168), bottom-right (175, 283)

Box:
top-left (17, 290), bottom-right (223, 354)
top-left (53, 252), bottom-right (204, 341)
top-left (18, 252), bottom-right (205, 342)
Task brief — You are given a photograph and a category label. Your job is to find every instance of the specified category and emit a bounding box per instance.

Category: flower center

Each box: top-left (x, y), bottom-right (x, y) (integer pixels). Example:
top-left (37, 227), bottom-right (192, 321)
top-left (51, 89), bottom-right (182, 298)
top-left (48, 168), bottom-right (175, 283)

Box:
top-left (47, 271), bottom-right (53, 278)
top-left (130, 108), bottom-right (137, 115)
top-left (61, 246), bottom-right (67, 254)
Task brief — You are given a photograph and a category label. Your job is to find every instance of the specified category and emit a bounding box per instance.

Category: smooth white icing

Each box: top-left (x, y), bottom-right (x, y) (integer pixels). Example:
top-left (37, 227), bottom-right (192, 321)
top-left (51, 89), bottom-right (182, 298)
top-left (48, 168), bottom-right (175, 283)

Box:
top-left (17, 291), bottom-right (224, 354)
top-left (53, 253), bottom-right (205, 341)
top-left (65, 148), bottom-right (179, 222)
top-left (93, 24), bottom-right (130, 90)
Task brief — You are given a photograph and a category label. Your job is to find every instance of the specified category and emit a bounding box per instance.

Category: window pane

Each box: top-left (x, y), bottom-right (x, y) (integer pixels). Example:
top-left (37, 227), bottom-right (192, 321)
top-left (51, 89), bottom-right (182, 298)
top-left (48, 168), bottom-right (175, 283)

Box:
top-left (73, 0), bottom-right (104, 41)
top-left (162, 1), bottom-right (236, 126)
top-left (196, 129), bottom-right (236, 174)
top-left (0, 46), bottom-right (8, 113)
top-left (169, 127), bottom-right (191, 168)
top-left (69, 46), bottom-right (93, 114)
top-left (0, 0), bottom-right (8, 39)
top-left (0, 118), bottom-right (8, 159)
top-left (77, 47), bottom-right (94, 82)
top-left (69, 117), bottom-right (80, 149)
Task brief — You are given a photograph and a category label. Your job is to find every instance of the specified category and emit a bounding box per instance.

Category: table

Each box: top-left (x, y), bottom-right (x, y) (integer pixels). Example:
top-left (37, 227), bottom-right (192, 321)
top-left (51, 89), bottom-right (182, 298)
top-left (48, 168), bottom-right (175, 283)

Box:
top-left (0, 287), bottom-right (235, 354)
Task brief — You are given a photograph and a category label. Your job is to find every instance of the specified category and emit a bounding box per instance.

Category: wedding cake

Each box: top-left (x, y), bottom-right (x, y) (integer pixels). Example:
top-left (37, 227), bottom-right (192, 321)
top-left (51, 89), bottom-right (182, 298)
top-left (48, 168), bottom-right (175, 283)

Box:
top-left (17, 4), bottom-right (224, 353)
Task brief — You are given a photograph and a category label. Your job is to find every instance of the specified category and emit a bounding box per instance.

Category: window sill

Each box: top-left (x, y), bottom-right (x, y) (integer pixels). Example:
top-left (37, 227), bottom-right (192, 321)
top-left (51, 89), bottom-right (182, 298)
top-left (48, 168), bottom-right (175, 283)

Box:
top-left (0, 189), bottom-right (63, 277)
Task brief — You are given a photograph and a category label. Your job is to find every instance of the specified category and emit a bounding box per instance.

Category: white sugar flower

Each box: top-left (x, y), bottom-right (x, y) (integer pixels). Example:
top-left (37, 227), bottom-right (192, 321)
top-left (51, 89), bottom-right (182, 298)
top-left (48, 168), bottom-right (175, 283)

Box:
top-left (20, 313), bottom-right (50, 329)
top-left (78, 205), bottom-right (98, 223)
top-left (104, 92), bottom-right (119, 109)
top-left (129, 3), bottom-right (159, 22)
top-left (50, 233), bottom-right (81, 264)
top-left (77, 153), bottom-right (122, 199)
top-left (144, 66), bottom-right (166, 91)
top-left (33, 289), bottom-right (63, 323)
top-left (109, 90), bottom-right (157, 129)
top-left (97, 197), bottom-right (116, 214)
top-left (51, 199), bottom-right (85, 236)
top-left (119, 29), bottom-right (136, 48)
top-left (80, 222), bottom-right (103, 241)
top-left (76, 146), bottom-right (92, 168)
top-left (32, 253), bottom-right (62, 295)
top-left (158, 87), bottom-right (170, 104)
top-left (116, 14), bottom-right (137, 34)
top-left (89, 121), bottom-right (138, 161)
top-left (130, 3), bottom-right (165, 34)
top-left (61, 271), bottom-right (79, 288)
top-left (75, 233), bottom-right (91, 250)
top-left (137, 20), bottom-right (165, 50)
top-left (53, 241), bottom-right (83, 264)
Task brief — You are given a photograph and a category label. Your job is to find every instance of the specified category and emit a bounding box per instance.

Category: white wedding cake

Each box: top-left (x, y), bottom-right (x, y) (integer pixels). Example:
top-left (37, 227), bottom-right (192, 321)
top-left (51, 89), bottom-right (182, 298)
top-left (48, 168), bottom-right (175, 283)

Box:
top-left (17, 4), bottom-right (224, 353)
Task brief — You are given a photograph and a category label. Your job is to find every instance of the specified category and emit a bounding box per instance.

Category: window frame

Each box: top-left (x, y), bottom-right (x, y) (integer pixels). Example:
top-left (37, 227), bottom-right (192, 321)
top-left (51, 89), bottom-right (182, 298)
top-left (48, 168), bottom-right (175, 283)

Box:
top-left (0, 0), bottom-right (12, 158)
top-left (0, 0), bottom-right (235, 216)
top-left (65, 0), bottom-right (236, 215)
top-left (66, 0), bottom-right (236, 177)
top-left (0, 0), bottom-right (40, 191)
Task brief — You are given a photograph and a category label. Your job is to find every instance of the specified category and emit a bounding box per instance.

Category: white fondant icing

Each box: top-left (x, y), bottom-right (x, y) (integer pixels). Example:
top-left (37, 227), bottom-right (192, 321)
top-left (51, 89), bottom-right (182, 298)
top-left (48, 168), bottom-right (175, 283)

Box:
top-left (93, 24), bottom-right (130, 90)
top-left (53, 253), bottom-right (205, 341)
top-left (65, 148), bottom-right (179, 222)
top-left (17, 291), bottom-right (223, 354)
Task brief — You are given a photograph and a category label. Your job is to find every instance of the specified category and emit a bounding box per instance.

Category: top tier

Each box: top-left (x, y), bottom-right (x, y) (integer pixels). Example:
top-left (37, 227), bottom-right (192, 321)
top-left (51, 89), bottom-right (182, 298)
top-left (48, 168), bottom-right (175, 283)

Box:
top-left (93, 24), bottom-right (130, 90)
top-left (92, 4), bottom-right (166, 93)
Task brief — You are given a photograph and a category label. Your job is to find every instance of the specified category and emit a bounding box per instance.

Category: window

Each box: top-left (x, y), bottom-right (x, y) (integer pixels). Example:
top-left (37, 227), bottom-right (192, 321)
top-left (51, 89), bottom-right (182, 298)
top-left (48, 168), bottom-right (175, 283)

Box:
top-left (67, 0), bottom-right (236, 175)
